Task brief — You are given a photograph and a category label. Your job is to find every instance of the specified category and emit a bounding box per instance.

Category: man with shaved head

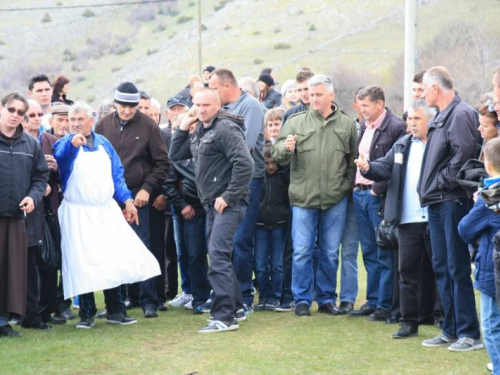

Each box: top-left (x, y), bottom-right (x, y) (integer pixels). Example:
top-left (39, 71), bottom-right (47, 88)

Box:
top-left (170, 88), bottom-right (254, 333)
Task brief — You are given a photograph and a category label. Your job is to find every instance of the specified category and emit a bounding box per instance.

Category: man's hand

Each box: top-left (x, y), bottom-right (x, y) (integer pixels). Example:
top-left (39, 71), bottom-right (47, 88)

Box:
top-left (354, 152), bottom-right (370, 172)
top-left (19, 196), bottom-right (35, 214)
top-left (125, 200), bottom-right (139, 225)
top-left (181, 205), bottom-right (195, 221)
top-left (214, 197), bottom-right (228, 214)
top-left (179, 112), bottom-right (199, 131)
top-left (285, 135), bottom-right (298, 152)
top-left (45, 154), bottom-right (58, 171)
top-left (152, 195), bottom-right (167, 211)
top-left (71, 134), bottom-right (86, 148)
top-left (134, 189), bottom-right (150, 208)
top-left (44, 184), bottom-right (52, 197)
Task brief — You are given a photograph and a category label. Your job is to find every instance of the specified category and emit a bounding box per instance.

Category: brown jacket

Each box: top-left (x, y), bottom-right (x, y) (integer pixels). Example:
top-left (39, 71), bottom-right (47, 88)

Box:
top-left (95, 110), bottom-right (169, 194)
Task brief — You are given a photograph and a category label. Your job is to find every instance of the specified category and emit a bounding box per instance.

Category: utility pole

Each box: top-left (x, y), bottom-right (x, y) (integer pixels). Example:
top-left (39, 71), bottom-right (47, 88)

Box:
top-left (198, 0), bottom-right (202, 76)
top-left (403, 0), bottom-right (418, 110)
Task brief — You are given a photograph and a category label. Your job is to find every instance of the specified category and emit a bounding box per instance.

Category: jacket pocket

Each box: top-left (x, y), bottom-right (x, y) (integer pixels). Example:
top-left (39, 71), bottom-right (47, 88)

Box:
top-left (296, 130), bottom-right (315, 152)
top-left (199, 138), bottom-right (218, 156)
top-left (333, 129), bottom-right (351, 154)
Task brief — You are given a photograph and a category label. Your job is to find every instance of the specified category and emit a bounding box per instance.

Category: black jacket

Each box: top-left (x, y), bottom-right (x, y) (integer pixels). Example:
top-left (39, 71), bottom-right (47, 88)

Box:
top-left (418, 96), bottom-right (478, 206)
top-left (356, 108), bottom-right (407, 197)
top-left (0, 125), bottom-right (49, 219)
top-left (169, 110), bottom-right (254, 206)
top-left (257, 170), bottom-right (289, 229)
top-left (283, 101), bottom-right (308, 124)
top-left (164, 159), bottom-right (204, 212)
top-left (362, 134), bottom-right (414, 225)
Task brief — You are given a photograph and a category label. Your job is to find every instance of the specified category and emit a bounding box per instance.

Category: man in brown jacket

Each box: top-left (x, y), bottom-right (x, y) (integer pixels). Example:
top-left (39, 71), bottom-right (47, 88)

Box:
top-left (95, 82), bottom-right (169, 318)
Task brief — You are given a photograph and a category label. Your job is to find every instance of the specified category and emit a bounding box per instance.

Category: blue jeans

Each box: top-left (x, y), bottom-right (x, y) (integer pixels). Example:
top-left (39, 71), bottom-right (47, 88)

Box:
top-left (353, 189), bottom-right (393, 311)
top-left (339, 198), bottom-right (359, 304)
top-left (129, 204), bottom-right (159, 309)
top-left (481, 292), bottom-right (500, 374)
top-left (254, 227), bottom-right (286, 302)
top-left (428, 199), bottom-right (480, 339)
top-left (233, 178), bottom-right (262, 306)
top-left (172, 206), bottom-right (192, 295)
top-left (291, 198), bottom-right (348, 306)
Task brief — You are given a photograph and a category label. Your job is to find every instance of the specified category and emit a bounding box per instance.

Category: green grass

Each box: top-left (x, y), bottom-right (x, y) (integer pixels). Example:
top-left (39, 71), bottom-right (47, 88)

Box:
top-left (0, 253), bottom-right (489, 374)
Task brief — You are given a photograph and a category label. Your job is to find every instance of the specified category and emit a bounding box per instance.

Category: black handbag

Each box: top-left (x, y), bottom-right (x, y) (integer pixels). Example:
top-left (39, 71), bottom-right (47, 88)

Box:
top-left (37, 197), bottom-right (62, 270)
top-left (376, 220), bottom-right (398, 250)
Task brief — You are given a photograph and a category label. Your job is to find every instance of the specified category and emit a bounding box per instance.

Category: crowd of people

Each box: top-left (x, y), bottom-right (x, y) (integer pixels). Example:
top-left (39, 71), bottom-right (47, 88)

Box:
top-left (1, 63), bottom-right (500, 372)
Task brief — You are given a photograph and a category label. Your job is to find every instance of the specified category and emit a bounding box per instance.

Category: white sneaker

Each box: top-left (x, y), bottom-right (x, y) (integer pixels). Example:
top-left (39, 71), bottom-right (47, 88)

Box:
top-left (168, 293), bottom-right (193, 307)
top-left (448, 337), bottom-right (484, 352)
top-left (184, 300), bottom-right (193, 310)
top-left (487, 363), bottom-right (493, 372)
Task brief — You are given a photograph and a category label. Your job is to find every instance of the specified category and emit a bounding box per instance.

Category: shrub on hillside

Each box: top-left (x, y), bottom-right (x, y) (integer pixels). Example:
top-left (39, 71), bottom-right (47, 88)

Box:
top-left (273, 43), bottom-right (291, 50)
top-left (41, 13), bottom-right (51, 23)
top-left (82, 9), bottom-right (95, 17)
top-left (177, 16), bottom-right (193, 24)
top-left (254, 58), bottom-right (263, 65)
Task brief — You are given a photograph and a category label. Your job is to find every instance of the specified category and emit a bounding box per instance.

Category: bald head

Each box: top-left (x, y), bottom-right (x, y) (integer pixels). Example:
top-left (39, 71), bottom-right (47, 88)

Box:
top-left (194, 88), bottom-right (221, 125)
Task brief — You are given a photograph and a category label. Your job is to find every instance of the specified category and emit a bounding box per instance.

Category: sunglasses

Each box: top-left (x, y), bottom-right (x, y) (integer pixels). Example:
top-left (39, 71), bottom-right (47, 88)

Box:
top-left (28, 112), bottom-right (44, 118)
top-left (6, 107), bottom-right (26, 117)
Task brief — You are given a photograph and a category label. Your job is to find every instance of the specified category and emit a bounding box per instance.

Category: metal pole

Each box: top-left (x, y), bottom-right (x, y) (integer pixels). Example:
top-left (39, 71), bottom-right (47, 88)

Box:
top-left (198, 0), bottom-right (202, 76)
top-left (403, 0), bottom-right (418, 110)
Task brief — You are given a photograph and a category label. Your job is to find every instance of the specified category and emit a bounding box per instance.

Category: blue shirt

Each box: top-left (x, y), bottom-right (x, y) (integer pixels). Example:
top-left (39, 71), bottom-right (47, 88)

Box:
top-left (400, 138), bottom-right (428, 224)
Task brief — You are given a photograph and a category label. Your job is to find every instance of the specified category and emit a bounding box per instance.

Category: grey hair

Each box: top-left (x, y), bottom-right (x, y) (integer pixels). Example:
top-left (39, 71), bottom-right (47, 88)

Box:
top-left (150, 98), bottom-right (160, 110)
top-left (97, 99), bottom-right (116, 120)
top-left (238, 77), bottom-right (260, 99)
top-left (409, 99), bottom-right (437, 119)
top-left (26, 99), bottom-right (40, 109)
top-left (307, 74), bottom-right (334, 93)
top-left (69, 102), bottom-right (93, 118)
top-left (423, 66), bottom-right (454, 92)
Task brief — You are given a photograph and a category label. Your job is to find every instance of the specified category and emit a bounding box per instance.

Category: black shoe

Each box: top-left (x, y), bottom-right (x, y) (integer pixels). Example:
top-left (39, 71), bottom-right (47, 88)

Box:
top-left (144, 307), bottom-right (158, 318)
top-left (386, 315), bottom-right (400, 324)
top-left (339, 302), bottom-right (354, 314)
top-left (124, 298), bottom-right (138, 310)
top-left (43, 314), bottom-right (66, 325)
top-left (96, 310), bottom-right (107, 319)
top-left (392, 323), bottom-right (418, 339)
top-left (106, 313), bottom-right (137, 325)
top-left (158, 303), bottom-right (168, 312)
top-left (58, 308), bottom-right (76, 320)
top-left (76, 316), bottom-right (95, 329)
top-left (295, 303), bottom-right (311, 316)
top-left (349, 303), bottom-right (376, 317)
top-left (0, 324), bottom-right (22, 337)
top-left (368, 308), bottom-right (390, 321)
top-left (21, 322), bottom-right (52, 331)
top-left (318, 302), bottom-right (342, 315)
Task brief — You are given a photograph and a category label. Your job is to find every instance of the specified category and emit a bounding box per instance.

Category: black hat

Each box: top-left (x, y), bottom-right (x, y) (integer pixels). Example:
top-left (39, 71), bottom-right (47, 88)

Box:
top-left (167, 96), bottom-right (190, 109)
top-left (203, 65), bottom-right (216, 73)
top-left (114, 82), bottom-right (140, 106)
top-left (258, 73), bottom-right (274, 87)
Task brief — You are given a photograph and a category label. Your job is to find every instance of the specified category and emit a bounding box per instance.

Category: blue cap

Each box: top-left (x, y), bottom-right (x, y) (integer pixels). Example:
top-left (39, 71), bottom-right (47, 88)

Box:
top-left (167, 96), bottom-right (190, 109)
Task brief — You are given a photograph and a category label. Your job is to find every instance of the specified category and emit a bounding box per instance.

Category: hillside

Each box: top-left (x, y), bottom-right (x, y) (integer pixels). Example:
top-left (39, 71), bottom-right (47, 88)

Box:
top-left (0, 0), bottom-right (499, 113)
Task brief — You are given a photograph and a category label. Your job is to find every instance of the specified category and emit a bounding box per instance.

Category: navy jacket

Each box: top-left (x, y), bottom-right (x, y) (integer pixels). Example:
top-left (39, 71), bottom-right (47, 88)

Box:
top-left (458, 196), bottom-right (500, 298)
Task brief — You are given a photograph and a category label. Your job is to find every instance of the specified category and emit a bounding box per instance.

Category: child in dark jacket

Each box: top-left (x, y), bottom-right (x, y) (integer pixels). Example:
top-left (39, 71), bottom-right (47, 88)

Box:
top-left (254, 144), bottom-right (289, 311)
top-left (459, 138), bottom-right (500, 374)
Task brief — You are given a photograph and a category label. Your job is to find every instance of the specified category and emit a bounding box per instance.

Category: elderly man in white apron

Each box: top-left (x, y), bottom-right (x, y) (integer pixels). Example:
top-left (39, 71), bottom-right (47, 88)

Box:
top-left (53, 102), bottom-right (160, 329)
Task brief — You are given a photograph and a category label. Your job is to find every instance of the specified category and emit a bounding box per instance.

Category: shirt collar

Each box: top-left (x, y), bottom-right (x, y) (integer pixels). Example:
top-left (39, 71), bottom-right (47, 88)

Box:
top-left (223, 90), bottom-right (245, 110)
top-left (365, 109), bottom-right (386, 129)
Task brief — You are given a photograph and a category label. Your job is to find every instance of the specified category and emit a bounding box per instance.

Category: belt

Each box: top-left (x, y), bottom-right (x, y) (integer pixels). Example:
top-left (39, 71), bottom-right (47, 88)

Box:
top-left (356, 184), bottom-right (372, 191)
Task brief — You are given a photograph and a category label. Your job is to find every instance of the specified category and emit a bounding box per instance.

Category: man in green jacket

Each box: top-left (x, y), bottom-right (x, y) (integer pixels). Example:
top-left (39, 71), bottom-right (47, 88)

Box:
top-left (272, 74), bottom-right (357, 316)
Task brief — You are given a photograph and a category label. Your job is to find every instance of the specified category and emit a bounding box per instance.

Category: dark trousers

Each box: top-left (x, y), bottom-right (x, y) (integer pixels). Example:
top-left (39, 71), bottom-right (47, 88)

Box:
top-left (38, 268), bottom-right (58, 321)
top-left (281, 208), bottom-right (294, 303)
top-left (398, 223), bottom-right (435, 326)
top-left (205, 201), bottom-right (246, 322)
top-left (79, 286), bottom-right (125, 318)
top-left (23, 246), bottom-right (41, 327)
top-left (164, 214), bottom-right (178, 300)
top-left (428, 199), bottom-right (480, 339)
top-left (128, 204), bottom-right (159, 310)
top-left (390, 248), bottom-right (401, 319)
top-left (150, 205), bottom-right (167, 304)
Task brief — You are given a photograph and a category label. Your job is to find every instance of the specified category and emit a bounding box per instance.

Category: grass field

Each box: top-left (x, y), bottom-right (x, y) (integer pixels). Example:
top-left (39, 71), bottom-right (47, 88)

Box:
top-left (0, 254), bottom-right (490, 375)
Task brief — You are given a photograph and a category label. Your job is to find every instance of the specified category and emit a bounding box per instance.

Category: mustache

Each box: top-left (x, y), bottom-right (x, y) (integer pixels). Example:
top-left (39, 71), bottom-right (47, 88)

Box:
top-left (71, 125), bottom-right (83, 131)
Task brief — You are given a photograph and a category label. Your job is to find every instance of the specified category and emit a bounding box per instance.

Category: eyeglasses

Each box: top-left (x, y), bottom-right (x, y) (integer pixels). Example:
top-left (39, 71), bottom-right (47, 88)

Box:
top-left (6, 107), bottom-right (26, 117)
top-left (28, 112), bottom-right (44, 118)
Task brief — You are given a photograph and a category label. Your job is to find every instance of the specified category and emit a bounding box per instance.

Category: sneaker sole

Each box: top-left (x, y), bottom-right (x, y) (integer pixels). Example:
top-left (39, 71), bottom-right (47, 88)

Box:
top-left (448, 343), bottom-right (485, 352)
top-left (392, 333), bottom-right (418, 339)
top-left (76, 325), bottom-right (94, 329)
top-left (235, 315), bottom-right (247, 323)
top-left (275, 308), bottom-right (294, 312)
top-left (105, 319), bottom-right (137, 325)
top-left (198, 325), bottom-right (239, 333)
top-left (422, 341), bottom-right (455, 348)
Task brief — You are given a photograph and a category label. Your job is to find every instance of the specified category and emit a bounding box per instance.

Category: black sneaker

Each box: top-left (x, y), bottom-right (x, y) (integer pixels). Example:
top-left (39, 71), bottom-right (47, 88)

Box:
top-left (234, 309), bottom-right (248, 323)
top-left (386, 315), bottom-right (400, 324)
top-left (106, 313), bottom-right (137, 325)
top-left (368, 308), bottom-right (390, 321)
top-left (349, 303), bottom-right (376, 317)
top-left (144, 307), bottom-right (158, 318)
top-left (295, 303), bottom-right (311, 316)
top-left (318, 302), bottom-right (342, 315)
top-left (158, 303), bottom-right (168, 312)
top-left (42, 314), bottom-right (66, 325)
top-left (339, 302), bottom-right (354, 314)
top-left (392, 324), bottom-right (418, 339)
top-left (96, 310), bottom-right (107, 319)
top-left (0, 324), bottom-right (22, 337)
top-left (276, 301), bottom-right (295, 312)
top-left (21, 322), bottom-right (52, 331)
top-left (58, 308), bottom-right (76, 320)
top-left (76, 316), bottom-right (95, 329)
top-left (265, 300), bottom-right (279, 312)
top-left (254, 301), bottom-right (266, 312)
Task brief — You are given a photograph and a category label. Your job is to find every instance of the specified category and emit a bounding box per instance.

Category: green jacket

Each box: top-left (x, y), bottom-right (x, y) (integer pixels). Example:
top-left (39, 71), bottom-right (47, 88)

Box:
top-left (272, 106), bottom-right (357, 209)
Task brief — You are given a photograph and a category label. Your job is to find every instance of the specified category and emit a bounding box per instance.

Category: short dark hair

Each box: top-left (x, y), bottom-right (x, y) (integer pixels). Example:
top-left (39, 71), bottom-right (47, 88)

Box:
top-left (139, 90), bottom-right (150, 100)
top-left (210, 68), bottom-right (238, 86)
top-left (354, 86), bottom-right (365, 103)
top-left (296, 69), bottom-right (314, 84)
top-left (413, 71), bottom-right (426, 84)
top-left (53, 75), bottom-right (70, 95)
top-left (1, 92), bottom-right (29, 112)
top-left (356, 85), bottom-right (385, 103)
top-left (479, 103), bottom-right (499, 122)
top-left (263, 142), bottom-right (273, 159)
top-left (28, 73), bottom-right (51, 91)
top-left (483, 137), bottom-right (500, 172)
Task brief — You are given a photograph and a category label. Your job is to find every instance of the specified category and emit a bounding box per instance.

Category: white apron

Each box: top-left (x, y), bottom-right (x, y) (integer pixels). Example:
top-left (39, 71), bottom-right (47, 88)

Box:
top-left (59, 145), bottom-right (160, 299)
